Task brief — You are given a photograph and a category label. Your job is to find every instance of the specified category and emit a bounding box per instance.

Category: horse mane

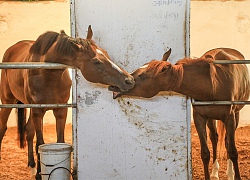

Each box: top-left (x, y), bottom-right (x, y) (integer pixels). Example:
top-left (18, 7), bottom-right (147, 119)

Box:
top-left (147, 60), bottom-right (184, 90)
top-left (147, 58), bottom-right (231, 94)
top-left (176, 57), bottom-right (228, 95)
top-left (29, 31), bottom-right (59, 55)
top-left (55, 34), bottom-right (90, 56)
top-left (30, 30), bottom-right (90, 56)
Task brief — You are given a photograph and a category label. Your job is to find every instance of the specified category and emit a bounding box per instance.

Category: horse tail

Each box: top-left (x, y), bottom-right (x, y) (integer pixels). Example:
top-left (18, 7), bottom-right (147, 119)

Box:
top-left (217, 120), bottom-right (226, 158)
top-left (17, 101), bottom-right (27, 148)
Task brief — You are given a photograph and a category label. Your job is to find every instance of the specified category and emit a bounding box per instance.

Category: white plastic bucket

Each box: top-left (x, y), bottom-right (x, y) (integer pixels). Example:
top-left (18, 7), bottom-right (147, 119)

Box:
top-left (38, 143), bottom-right (72, 180)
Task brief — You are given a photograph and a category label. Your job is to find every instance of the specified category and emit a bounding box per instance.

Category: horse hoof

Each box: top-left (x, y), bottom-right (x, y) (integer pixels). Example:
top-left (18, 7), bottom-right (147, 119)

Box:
top-left (210, 177), bottom-right (219, 180)
top-left (226, 159), bottom-right (235, 180)
top-left (29, 167), bottom-right (37, 180)
top-left (210, 174), bottom-right (219, 180)
top-left (35, 173), bottom-right (42, 180)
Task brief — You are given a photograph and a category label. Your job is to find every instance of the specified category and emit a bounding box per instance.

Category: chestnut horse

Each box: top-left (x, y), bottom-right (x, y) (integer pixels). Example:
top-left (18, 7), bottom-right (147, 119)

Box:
top-left (0, 26), bottom-right (135, 179)
top-left (109, 48), bottom-right (250, 180)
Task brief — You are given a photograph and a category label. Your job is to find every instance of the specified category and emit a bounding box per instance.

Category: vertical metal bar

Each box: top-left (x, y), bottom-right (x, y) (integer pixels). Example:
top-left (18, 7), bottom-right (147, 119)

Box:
top-left (70, 0), bottom-right (78, 178)
top-left (185, 1), bottom-right (192, 179)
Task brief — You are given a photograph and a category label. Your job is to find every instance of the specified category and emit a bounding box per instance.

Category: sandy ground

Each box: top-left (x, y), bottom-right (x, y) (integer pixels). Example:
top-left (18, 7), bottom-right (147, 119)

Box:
top-left (1, 0), bottom-right (250, 127)
top-left (0, 124), bottom-right (72, 180)
top-left (192, 124), bottom-right (250, 179)
top-left (0, 123), bottom-right (249, 179)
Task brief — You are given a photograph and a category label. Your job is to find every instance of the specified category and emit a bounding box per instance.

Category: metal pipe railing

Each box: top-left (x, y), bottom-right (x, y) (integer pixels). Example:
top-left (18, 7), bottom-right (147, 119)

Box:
top-left (191, 99), bottom-right (250, 106)
top-left (0, 104), bottom-right (77, 108)
top-left (191, 59), bottom-right (250, 105)
top-left (214, 60), bottom-right (250, 64)
top-left (0, 62), bottom-right (75, 108)
top-left (0, 62), bottom-right (74, 69)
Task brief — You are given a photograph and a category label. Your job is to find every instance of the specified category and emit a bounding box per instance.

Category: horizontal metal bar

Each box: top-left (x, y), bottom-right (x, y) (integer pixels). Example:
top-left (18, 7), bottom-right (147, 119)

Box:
top-left (0, 103), bottom-right (77, 108)
top-left (0, 63), bottom-right (76, 108)
top-left (191, 99), bottom-right (250, 105)
top-left (0, 62), bottom-right (74, 69)
top-left (193, 60), bottom-right (250, 105)
top-left (214, 60), bottom-right (250, 64)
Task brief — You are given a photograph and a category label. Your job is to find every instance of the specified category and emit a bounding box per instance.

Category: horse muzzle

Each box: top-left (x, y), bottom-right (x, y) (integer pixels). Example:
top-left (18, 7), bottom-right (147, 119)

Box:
top-left (108, 86), bottom-right (125, 99)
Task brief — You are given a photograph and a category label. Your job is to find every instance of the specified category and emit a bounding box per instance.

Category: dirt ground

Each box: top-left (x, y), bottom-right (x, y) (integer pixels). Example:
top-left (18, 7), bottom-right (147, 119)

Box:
top-left (0, 123), bottom-right (72, 180)
top-left (0, 123), bottom-right (249, 179)
top-left (192, 124), bottom-right (250, 180)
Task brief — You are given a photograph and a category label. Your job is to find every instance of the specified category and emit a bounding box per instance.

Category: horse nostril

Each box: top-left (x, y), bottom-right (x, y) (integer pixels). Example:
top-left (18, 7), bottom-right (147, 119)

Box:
top-left (125, 77), bottom-right (134, 85)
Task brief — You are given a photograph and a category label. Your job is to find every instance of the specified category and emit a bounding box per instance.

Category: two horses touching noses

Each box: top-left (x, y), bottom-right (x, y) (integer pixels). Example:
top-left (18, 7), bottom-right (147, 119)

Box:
top-left (0, 26), bottom-right (135, 179)
top-left (0, 25), bottom-right (248, 180)
top-left (109, 48), bottom-right (250, 180)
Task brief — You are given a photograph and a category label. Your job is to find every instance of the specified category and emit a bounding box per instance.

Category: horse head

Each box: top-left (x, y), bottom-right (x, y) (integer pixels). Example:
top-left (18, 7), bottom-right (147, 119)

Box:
top-left (109, 48), bottom-right (172, 99)
top-left (52, 26), bottom-right (135, 92)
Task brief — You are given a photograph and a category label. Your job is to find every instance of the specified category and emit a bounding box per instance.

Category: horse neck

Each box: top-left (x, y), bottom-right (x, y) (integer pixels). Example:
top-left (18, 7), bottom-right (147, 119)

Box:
top-left (44, 51), bottom-right (78, 67)
top-left (27, 53), bottom-right (67, 78)
top-left (172, 64), bottom-right (214, 100)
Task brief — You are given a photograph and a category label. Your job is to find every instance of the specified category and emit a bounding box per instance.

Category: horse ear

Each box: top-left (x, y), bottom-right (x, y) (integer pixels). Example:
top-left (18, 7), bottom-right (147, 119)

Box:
top-left (86, 25), bottom-right (93, 40)
top-left (60, 30), bottom-right (66, 35)
top-left (162, 48), bottom-right (171, 61)
top-left (204, 55), bottom-right (214, 60)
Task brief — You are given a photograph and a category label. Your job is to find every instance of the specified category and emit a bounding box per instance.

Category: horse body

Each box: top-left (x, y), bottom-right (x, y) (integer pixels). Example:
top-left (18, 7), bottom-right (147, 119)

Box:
top-left (0, 40), bottom-right (72, 179)
top-left (110, 48), bottom-right (250, 180)
top-left (0, 26), bottom-right (135, 179)
top-left (2, 41), bottom-right (72, 106)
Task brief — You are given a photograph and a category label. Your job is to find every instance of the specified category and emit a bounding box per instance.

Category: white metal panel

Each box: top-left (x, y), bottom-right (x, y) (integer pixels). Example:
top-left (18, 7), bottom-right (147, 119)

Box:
top-left (71, 0), bottom-right (191, 179)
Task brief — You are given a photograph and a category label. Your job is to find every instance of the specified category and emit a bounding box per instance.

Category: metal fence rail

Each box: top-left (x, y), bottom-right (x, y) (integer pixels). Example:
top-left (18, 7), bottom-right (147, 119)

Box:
top-left (192, 59), bottom-right (250, 105)
top-left (191, 99), bottom-right (250, 106)
top-left (0, 62), bottom-right (74, 69)
top-left (0, 62), bottom-right (76, 108)
top-left (1, 61), bottom-right (250, 107)
top-left (214, 60), bottom-right (250, 64)
top-left (0, 104), bottom-right (77, 108)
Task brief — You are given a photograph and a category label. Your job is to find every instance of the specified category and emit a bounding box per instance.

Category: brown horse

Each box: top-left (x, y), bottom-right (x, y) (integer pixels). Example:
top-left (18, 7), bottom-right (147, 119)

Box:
top-left (0, 25), bottom-right (135, 179)
top-left (109, 48), bottom-right (250, 180)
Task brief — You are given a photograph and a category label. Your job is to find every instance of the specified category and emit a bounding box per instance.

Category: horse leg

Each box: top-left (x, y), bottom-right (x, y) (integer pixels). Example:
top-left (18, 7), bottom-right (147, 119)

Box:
top-left (207, 120), bottom-right (219, 179)
top-left (0, 95), bottom-right (15, 159)
top-left (224, 113), bottom-right (241, 180)
top-left (26, 115), bottom-right (36, 179)
top-left (0, 69), bottom-right (16, 159)
top-left (53, 107), bottom-right (67, 143)
top-left (0, 107), bottom-right (13, 159)
top-left (193, 111), bottom-right (210, 180)
top-left (226, 111), bottom-right (240, 179)
top-left (31, 108), bottom-right (46, 180)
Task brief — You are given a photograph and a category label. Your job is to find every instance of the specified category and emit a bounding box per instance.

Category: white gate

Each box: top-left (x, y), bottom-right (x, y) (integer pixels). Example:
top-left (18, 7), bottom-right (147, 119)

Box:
top-left (71, 0), bottom-right (191, 179)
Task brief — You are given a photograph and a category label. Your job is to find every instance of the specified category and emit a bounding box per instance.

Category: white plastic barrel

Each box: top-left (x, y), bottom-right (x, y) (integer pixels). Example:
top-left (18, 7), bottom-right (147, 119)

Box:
top-left (38, 143), bottom-right (72, 180)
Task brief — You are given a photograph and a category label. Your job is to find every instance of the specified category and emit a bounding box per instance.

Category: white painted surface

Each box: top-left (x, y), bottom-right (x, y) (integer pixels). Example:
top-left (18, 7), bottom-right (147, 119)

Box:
top-left (71, 0), bottom-right (191, 179)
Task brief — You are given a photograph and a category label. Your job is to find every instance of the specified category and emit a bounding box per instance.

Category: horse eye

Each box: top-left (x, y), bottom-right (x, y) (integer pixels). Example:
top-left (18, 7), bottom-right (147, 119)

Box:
top-left (93, 58), bottom-right (102, 65)
top-left (138, 73), bottom-right (147, 80)
top-left (160, 66), bottom-right (168, 73)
